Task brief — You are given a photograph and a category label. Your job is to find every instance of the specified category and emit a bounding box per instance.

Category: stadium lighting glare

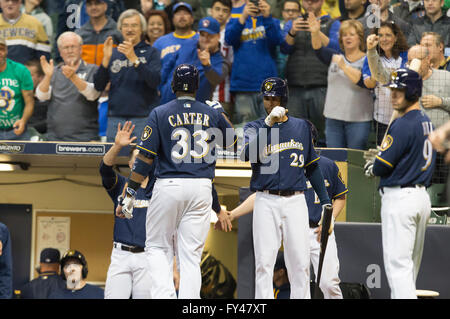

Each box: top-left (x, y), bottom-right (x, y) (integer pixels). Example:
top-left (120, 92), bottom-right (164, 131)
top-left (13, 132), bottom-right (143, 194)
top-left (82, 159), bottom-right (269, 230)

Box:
top-left (0, 162), bottom-right (29, 171)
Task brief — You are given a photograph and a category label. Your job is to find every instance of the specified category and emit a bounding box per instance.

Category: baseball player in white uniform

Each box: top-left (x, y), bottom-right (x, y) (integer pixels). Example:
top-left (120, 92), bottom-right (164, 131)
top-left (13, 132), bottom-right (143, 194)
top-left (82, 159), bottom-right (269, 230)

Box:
top-left (365, 67), bottom-right (436, 298)
top-left (116, 64), bottom-right (235, 299)
top-left (240, 77), bottom-right (331, 299)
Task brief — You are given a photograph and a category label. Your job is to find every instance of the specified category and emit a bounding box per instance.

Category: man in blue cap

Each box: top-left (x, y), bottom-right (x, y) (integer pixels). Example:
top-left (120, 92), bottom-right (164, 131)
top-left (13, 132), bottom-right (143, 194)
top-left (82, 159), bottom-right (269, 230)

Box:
top-left (20, 248), bottom-right (65, 299)
top-left (160, 16), bottom-right (230, 103)
top-left (153, 2), bottom-right (198, 80)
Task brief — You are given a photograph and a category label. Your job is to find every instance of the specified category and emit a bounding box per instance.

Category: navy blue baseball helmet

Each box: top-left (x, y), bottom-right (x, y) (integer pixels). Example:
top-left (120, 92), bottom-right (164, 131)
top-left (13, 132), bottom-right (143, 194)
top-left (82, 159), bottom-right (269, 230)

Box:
top-left (385, 68), bottom-right (422, 102)
top-left (260, 77), bottom-right (289, 107)
top-left (171, 63), bottom-right (199, 94)
top-left (60, 249), bottom-right (88, 280)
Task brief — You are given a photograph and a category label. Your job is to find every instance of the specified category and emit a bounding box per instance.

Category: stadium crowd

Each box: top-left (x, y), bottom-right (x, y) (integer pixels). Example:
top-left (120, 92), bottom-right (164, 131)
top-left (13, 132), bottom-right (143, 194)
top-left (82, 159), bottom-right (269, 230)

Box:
top-left (0, 0), bottom-right (449, 150)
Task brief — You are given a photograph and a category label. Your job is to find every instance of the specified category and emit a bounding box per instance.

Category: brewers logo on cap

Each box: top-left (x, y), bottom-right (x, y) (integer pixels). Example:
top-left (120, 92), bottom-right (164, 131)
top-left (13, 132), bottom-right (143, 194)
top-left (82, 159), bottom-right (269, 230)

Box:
top-left (264, 81), bottom-right (273, 92)
top-left (141, 126), bottom-right (152, 141)
top-left (202, 19), bottom-right (210, 28)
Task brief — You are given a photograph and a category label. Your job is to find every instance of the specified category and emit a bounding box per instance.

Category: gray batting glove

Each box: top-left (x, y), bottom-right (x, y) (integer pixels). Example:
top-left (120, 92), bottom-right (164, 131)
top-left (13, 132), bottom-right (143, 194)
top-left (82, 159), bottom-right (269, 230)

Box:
top-left (364, 160), bottom-right (375, 178)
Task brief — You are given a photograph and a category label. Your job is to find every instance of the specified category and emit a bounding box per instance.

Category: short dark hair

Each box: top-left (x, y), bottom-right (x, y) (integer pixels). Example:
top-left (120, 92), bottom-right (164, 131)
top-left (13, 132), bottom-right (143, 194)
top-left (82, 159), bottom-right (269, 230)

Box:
top-left (25, 59), bottom-right (44, 77)
top-left (283, 0), bottom-right (301, 10)
top-left (211, 0), bottom-right (232, 9)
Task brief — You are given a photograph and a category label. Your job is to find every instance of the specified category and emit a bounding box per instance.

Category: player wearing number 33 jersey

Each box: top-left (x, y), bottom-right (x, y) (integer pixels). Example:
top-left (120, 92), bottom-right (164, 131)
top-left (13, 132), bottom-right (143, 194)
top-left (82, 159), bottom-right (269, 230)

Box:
top-left (372, 68), bottom-right (436, 299)
top-left (135, 64), bottom-right (235, 299)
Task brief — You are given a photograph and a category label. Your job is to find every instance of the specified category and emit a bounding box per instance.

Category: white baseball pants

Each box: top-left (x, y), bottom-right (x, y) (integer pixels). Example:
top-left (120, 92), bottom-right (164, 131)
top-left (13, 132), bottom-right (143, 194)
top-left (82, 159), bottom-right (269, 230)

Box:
top-left (104, 246), bottom-right (152, 299)
top-left (253, 191), bottom-right (310, 299)
top-left (145, 178), bottom-right (212, 299)
top-left (380, 186), bottom-right (431, 299)
top-left (309, 227), bottom-right (343, 299)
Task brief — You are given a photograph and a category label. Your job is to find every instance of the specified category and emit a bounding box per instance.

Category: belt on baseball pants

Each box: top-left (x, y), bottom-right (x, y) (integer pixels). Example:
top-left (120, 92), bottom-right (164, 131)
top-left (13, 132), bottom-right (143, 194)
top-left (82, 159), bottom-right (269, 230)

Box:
top-left (263, 190), bottom-right (304, 196)
top-left (309, 220), bottom-right (319, 228)
top-left (379, 184), bottom-right (425, 195)
top-left (113, 242), bottom-right (145, 253)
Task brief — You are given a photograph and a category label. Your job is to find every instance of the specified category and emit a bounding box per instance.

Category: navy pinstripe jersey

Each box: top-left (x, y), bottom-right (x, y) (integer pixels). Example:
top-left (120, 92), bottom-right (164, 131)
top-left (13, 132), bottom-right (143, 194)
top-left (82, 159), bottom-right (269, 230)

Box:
top-left (137, 98), bottom-right (236, 179)
top-left (305, 156), bottom-right (348, 224)
top-left (242, 116), bottom-right (319, 191)
top-left (375, 110), bottom-right (436, 188)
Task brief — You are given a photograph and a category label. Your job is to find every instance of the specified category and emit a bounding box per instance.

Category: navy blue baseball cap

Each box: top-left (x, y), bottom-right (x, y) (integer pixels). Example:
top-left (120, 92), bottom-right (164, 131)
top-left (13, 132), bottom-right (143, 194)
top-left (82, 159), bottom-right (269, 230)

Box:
top-left (173, 2), bottom-right (193, 14)
top-left (198, 17), bottom-right (220, 34)
top-left (40, 248), bottom-right (60, 264)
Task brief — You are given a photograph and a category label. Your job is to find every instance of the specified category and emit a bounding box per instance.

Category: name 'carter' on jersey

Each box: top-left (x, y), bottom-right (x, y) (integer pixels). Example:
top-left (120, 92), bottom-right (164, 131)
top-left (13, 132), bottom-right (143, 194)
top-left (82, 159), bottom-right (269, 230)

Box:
top-left (137, 98), bottom-right (235, 179)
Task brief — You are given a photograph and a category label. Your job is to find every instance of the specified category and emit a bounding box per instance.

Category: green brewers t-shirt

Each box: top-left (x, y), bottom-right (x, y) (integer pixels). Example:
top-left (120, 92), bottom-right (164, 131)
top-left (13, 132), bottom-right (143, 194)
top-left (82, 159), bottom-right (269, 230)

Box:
top-left (0, 59), bottom-right (33, 129)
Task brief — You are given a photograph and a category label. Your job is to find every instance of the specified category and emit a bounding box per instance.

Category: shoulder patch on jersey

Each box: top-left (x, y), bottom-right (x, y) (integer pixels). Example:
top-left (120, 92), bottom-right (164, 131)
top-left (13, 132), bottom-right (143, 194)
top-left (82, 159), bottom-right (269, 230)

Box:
top-left (141, 125), bottom-right (152, 141)
top-left (380, 134), bottom-right (393, 151)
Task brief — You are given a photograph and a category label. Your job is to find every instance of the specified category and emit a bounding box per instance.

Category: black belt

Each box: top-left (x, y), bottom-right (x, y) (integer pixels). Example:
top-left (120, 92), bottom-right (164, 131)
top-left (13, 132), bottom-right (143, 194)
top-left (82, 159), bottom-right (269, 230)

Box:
top-left (266, 190), bottom-right (304, 197)
top-left (380, 184), bottom-right (424, 194)
top-left (114, 242), bottom-right (145, 253)
top-left (309, 220), bottom-right (319, 228)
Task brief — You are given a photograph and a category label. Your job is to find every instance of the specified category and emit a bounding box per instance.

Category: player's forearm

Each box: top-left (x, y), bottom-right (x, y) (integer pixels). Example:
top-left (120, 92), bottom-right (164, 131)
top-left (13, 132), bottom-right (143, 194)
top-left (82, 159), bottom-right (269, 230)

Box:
top-left (306, 163), bottom-right (331, 205)
top-left (332, 197), bottom-right (346, 220)
top-left (231, 193), bottom-right (256, 220)
top-left (372, 158), bottom-right (393, 177)
top-left (127, 153), bottom-right (154, 190)
top-left (103, 144), bottom-right (123, 166)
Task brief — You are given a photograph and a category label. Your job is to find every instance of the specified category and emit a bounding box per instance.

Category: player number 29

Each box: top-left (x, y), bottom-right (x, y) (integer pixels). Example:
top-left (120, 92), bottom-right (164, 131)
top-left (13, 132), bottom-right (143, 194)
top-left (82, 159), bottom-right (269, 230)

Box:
top-left (421, 139), bottom-right (433, 171)
top-left (290, 153), bottom-right (305, 167)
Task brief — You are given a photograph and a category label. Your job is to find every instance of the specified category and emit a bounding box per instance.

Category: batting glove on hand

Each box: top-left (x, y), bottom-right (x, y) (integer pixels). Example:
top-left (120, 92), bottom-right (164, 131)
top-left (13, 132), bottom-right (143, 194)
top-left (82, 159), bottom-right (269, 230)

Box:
top-left (318, 204), bottom-right (334, 234)
top-left (265, 106), bottom-right (286, 127)
top-left (119, 187), bottom-right (136, 219)
top-left (363, 147), bottom-right (380, 162)
top-left (364, 159), bottom-right (375, 178)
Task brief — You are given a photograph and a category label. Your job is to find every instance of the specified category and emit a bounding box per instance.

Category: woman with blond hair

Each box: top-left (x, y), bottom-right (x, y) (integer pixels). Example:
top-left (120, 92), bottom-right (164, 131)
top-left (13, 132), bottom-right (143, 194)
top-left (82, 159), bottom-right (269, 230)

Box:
top-left (310, 16), bottom-right (373, 149)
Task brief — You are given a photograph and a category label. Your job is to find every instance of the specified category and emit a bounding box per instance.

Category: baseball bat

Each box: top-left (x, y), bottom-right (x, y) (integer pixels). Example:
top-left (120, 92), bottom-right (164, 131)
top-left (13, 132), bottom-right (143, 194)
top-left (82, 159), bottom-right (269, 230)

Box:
top-left (314, 205), bottom-right (333, 299)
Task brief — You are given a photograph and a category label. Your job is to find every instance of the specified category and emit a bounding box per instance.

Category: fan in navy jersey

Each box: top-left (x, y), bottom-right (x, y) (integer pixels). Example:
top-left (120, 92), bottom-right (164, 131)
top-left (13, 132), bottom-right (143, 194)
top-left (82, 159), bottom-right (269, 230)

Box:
top-left (365, 68), bottom-right (436, 299)
top-left (116, 64), bottom-right (235, 299)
